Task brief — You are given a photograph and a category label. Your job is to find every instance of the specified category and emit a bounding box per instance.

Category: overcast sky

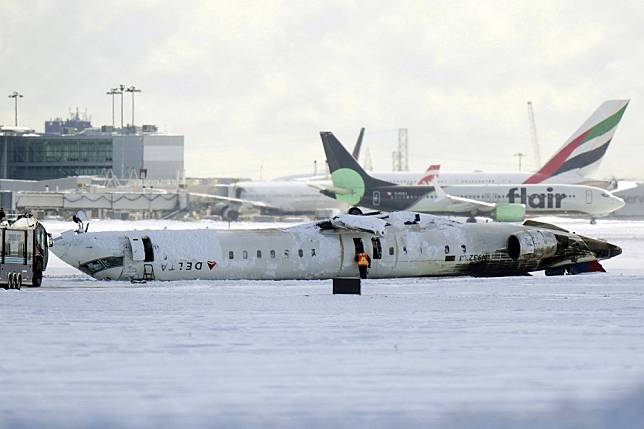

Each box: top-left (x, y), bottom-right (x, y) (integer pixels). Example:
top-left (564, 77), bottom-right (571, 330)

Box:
top-left (1, 0), bottom-right (642, 180)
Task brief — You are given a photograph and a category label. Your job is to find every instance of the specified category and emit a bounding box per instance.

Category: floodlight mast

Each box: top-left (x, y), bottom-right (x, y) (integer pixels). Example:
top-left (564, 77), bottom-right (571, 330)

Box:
top-left (8, 91), bottom-right (23, 126)
top-left (513, 152), bottom-right (526, 171)
top-left (118, 84), bottom-right (125, 129)
top-left (106, 88), bottom-right (120, 128)
top-left (125, 85), bottom-right (142, 127)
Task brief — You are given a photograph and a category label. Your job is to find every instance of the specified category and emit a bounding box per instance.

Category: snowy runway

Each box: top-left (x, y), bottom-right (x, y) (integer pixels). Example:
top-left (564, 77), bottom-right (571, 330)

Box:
top-left (2, 218), bottom-right (644, 428)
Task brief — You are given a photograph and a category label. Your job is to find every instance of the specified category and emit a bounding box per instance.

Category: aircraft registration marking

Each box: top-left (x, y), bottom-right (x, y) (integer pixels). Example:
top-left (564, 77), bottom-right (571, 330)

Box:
top-left (161, 261), bottom-right (204, 272)
top-left (459, 254), bottom-right (490, 262)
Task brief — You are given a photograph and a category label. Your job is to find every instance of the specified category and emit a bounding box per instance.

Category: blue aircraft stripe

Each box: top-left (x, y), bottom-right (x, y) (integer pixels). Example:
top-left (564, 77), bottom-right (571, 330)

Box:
top-left (554, 139), bottom-right (611, 176)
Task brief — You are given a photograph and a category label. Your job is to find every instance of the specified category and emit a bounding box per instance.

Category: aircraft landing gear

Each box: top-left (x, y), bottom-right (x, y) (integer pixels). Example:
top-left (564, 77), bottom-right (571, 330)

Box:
top-left (590, 217), bottom-right (597, 225)
top-left (466, 216), bottom-right (477, 223)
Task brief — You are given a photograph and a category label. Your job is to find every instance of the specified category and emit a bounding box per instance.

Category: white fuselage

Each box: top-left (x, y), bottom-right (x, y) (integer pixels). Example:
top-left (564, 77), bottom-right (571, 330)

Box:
top-left (235, 181), bottom-right (346, 213)
top-left (52, 213), bottom-right (602, 282)
top-left (300, 170), bottom-right (610, 187)
top-left (403, 184), bottom-right (624, 216)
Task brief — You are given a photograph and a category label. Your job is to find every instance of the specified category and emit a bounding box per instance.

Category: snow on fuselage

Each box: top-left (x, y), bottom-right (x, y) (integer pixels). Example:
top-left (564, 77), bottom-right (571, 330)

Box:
top-left (51, 213), bottom-right (617, 282)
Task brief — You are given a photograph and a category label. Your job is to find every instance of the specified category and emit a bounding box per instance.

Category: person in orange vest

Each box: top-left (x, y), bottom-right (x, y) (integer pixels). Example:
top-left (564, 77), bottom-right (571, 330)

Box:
top-left (355, 250), bottom-right (371, 279)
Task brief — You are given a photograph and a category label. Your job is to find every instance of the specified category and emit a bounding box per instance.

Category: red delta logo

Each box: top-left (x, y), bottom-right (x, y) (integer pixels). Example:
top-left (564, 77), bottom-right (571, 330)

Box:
top-left (507, 187), bottom-right (567, 209)
top-left (207, 261), bottom-right (217, 270)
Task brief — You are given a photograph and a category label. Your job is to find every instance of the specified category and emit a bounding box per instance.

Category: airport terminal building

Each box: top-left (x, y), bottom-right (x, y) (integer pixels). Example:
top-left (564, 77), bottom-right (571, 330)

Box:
top-left (0, 122), bottom-right (184, 181)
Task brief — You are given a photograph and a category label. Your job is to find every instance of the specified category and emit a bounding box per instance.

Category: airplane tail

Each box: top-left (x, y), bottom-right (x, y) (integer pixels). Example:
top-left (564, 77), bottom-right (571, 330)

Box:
top-left (523, 100), bottom-right (629, 184)
top-left (416, 164), bottom-right (441, 185)
top-left (351, 127), bottom-right (365, 160)
top-left (320, 131), bottom-right (393, 205)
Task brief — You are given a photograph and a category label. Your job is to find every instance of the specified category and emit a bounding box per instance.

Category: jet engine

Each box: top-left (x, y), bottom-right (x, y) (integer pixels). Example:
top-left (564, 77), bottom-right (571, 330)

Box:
top-left (494, 203), bottom-right (526, 222)
top-left (220, 206), bottom-right (240, 221)
top-left (212, 203), bottom-right (240, 221)
top-left (507, 229), bottom-right (558, 260)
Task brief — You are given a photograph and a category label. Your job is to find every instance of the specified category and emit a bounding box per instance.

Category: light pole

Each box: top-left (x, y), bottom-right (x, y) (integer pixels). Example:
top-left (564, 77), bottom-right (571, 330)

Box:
top-left (118, 84), bottom-right (125, 129)
top-left (513, 152), bottom-right (526, 171)
top-left (8, 91), bottom-right (23, 126)
top-left (125, 85), bottom-right (142, 127)
top-left (106, 88), bottom-right (120, 128)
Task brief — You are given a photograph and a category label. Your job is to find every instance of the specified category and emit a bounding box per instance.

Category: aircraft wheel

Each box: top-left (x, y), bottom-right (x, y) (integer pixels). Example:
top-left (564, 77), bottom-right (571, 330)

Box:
top-left (16, 274), bottom-right (22, 290)
top-left (348, 207), bottom-right (363, 216)
top-left (590, 217), bottom-right (597, 225)
top-left (466, 216), bottom-right (477, 223)
top-left (8, 273), bottom-right (15, 289)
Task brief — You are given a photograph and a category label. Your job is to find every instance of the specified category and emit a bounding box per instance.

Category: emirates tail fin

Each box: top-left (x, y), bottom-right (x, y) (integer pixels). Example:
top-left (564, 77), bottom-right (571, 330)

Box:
top-left (523, 100), bottom-right (629, 184)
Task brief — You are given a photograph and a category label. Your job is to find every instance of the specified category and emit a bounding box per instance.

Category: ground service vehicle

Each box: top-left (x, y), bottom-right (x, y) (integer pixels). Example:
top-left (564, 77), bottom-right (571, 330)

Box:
top-left (1, 215), bottom-right (49, 290)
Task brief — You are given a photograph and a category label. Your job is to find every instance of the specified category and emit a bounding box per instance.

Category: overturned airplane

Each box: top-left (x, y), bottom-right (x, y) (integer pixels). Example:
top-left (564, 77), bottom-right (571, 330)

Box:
top-left (51, 211), bottom-right (621, 281)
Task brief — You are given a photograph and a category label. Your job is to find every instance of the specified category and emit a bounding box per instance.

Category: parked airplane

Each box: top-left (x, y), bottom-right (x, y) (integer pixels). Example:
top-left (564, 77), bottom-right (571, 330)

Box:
top-left (320, 132), bottom-right (625, 222)
top-left (52, 211), bottom-right (621, 281)
top-left (362, 100), bottom-right (629, 188)
top-left (195, 129), bottom-right (366, 220)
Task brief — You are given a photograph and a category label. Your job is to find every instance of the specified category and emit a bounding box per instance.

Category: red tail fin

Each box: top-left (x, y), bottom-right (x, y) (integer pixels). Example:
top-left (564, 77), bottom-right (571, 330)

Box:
top-left (417, 164), bottom-right (441, 185)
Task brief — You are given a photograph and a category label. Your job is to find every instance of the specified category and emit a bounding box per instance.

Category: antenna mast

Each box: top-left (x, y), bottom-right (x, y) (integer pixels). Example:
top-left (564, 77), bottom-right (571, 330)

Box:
top-left (527, 101), bottom-right (541, 169)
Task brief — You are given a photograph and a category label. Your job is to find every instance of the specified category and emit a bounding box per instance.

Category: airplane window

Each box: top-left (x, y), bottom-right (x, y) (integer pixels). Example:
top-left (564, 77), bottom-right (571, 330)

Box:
top-left (257, 250), bottom-right (262, 258)
top-left (270, 250), bottom-right (276, 258)
top-left (371, 238), bottom-right (382, 259)
top-left (444, 245), bottom-right (450, 254)
top-left (389, 247), bottom-right (394, 256)
top-left (402, 246), bottom-right (407, 254)
top-left (284, 249), bottom-right (289, 257)
top-left (461, 244), bottom-right (466, 253)
top-left (298, 249), bottom-right (304, 258)
top-left (243, 250), bottom-right (248, 260)
top-left (311, 249), bottom-right (316, 257)
top-left (228, 251), bottom-right (234, 260)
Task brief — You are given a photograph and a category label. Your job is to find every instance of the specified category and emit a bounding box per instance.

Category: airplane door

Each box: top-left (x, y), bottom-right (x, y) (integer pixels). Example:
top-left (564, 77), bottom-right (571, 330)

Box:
top-left (128, 236), bottom-right (146, 261)
top-left (586, 190), bottom-right (593, 204)
top-left (373, 190), bottom-right (381, 206)
top-left (368, 236), bottom-right (397, 277)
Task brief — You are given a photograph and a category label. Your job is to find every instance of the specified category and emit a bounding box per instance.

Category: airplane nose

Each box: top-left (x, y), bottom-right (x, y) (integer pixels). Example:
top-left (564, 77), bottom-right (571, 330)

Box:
top-left (51, 230), bottom-right (84, 267)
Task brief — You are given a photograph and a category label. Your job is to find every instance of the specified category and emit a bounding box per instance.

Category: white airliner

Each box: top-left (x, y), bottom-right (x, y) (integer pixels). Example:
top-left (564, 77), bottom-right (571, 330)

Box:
top-left (52, 211), bottom-right (621, 282)
top-left (320, 132), bottom-right (625, 222)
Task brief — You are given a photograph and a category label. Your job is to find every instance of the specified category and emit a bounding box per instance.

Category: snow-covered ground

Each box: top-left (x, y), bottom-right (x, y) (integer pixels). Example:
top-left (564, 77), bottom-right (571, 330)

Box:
top-left (1, 217), bottom-right (644, 428)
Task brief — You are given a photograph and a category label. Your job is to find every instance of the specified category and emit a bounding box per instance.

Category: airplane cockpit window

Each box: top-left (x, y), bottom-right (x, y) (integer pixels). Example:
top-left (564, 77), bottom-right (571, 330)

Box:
top-left (601, 193), bottom-right (609, 197)
top-left (79, 256), bottom-right (124, 275)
